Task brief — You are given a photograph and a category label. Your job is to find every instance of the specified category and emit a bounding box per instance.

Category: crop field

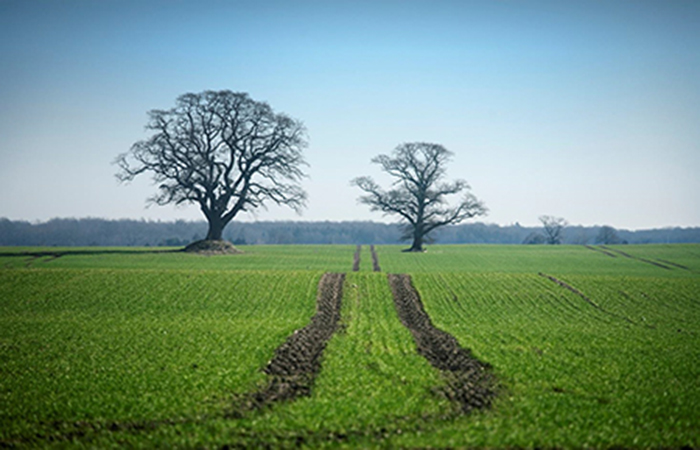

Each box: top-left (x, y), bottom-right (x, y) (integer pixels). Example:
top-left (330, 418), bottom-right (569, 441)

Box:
top-left (0, 245), bottom-right (355, 272)
top-left (0, 244), bottom-right (698, 448)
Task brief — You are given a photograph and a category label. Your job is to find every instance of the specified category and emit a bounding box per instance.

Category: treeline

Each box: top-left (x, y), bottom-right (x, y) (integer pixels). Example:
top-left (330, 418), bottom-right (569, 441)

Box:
top-left (1, 218), bottom-right (699, 247)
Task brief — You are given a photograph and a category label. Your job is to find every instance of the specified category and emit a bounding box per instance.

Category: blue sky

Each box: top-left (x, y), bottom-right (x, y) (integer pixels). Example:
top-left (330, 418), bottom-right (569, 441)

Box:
top-left (1, 0), bottom-right (699, 229)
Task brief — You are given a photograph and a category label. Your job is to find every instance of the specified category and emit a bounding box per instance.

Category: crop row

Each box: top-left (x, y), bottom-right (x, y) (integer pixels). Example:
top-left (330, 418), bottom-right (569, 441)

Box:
top-left (376, 244), bottom-right (700, 277)
top-left (406, 272), bottom-right (700, 448)
top-left (227, 273), bottom-right (449, 443)
top-left (1, 244), bottom-right (699, 447)
top-left (5, 244), bottom-right (699, 277)
top-left (1, 245), bottom-right (357, 272)
top-left (0, 269), bottom-right (321, 443)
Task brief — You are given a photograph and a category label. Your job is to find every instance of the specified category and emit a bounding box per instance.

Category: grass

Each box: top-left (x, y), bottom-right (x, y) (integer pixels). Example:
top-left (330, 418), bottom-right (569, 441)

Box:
top-left (1, 244), bottom-right (698, 448)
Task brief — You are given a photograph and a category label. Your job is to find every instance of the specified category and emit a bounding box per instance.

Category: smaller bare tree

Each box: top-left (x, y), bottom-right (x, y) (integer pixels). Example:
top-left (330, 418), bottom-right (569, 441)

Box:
top-left (352, 142), bottom-right (486, 252)
top-left (595, 225), bottom-right (621, 245)
top-left (539, 215), bottom-right (567, 245)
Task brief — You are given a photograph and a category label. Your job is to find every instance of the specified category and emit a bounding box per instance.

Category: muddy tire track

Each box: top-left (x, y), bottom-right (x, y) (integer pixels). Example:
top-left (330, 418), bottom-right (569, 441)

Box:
top-left (585, 245), bottom-right (618, 258)
top-left (353, 245), bottom-right (361, 272)
top-left (233, 272), bottom-right (345, 415)
top-left (538, 272), bottom-right (601, 308)
top-left (656, 259), bottom-right (693, 271)
top-left (600, 246), bottom-right (672, 270)
top-left (370, 245), bottom-right (381, 272)
top-left (8, 274), bottom-right (346, 444)
top-left (387, 273), bottom-right (494, 413)
top-left (538, 272), bottom-right (646, 327)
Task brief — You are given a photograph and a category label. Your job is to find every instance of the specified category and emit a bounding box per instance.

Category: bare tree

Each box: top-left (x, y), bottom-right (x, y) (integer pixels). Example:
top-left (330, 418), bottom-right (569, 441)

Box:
top-left (115, 91), bottom-right (307, 243)
top-left (539, 215), bottom-right (568, 245)
top-left (352, 142), bottom-right (486, 252)
top-left (595, 225), bottom-right (621, 245)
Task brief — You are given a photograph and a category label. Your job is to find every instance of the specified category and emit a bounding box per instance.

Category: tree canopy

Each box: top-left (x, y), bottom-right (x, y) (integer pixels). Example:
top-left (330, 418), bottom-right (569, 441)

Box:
top-left (115, 90), bottom-right (308, 243)
top-left (352, 142), bottom-right (486, 252)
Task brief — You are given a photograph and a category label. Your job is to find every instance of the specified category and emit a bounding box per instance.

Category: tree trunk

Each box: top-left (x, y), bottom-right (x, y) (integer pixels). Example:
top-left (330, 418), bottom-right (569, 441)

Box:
top-left (205, 217), bottom-right (225, 241)
top-left (408, 230), bottom-right (424, 252)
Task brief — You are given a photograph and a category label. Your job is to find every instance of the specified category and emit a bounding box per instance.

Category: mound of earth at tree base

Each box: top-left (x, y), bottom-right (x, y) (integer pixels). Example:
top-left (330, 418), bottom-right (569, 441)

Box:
top-left (183, 239), bottom-right (242, 255)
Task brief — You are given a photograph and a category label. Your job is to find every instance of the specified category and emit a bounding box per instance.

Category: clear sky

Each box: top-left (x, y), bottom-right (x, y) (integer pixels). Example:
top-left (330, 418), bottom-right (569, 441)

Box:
top-left (1, 0), bottom-right (699, 229)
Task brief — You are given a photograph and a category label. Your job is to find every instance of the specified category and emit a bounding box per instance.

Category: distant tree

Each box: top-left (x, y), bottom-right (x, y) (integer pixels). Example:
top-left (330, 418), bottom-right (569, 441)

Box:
top-left (522, 232), bottom-right (546, 245)
top-left (352, 142), bottom-right (486, 252)
top-left (115, 90), bottom-right (307, 243)
top-left (539, 215), bottom-right (567, 245)
top-left (595, 225), bottom-right (621, 245)
top-left (570, 230), bottom-right (592, 245)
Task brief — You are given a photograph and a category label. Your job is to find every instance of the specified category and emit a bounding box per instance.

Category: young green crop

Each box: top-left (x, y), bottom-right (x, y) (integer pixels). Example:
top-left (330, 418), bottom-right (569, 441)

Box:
top-left (246, 272), bottom-right (450, 432)
top-left (392, 272), bottom-right (700, 448)
top-left (604, 243), bottom-right (700, 272)
top-left (0, 268), bottom-right (320, 444)
top-left (0, 245), bottom-right (356, 272)
top-left (376, 244), bottom-right (700, 277)
top-left (73, 272), bottom-right (456, 448)
top-left (1, 244), bottom-right (698, 448)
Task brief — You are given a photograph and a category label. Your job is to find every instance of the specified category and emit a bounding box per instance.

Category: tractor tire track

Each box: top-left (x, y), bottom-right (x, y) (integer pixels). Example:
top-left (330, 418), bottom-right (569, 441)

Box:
top-left (600, 246), bottom-right (673, 270)
top-left (8, 274), bottom-right (347, 444)
top-left (538, 272), bottom-right (601, 308)
top-left (538, 272), bottom-right (647, 328)
top-left (233, 272), bottom-right (345, 415)
top-left (387, 273), bottom-right (495, 413)
top-left (353, 245), bottom-right (361, 272)
top-left (656, 259), bottom-right (693, 271)
top-left (585, 245), bottom-right (618, 258)
top-left (370, 245), bottom-right (381, 272)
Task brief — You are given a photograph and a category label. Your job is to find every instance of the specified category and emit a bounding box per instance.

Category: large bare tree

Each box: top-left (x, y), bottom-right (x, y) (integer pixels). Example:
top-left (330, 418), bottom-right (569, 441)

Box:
top-left (116, 90), bottom-right (307, 243)
top-left (352, 142), bottom-right (486, 252)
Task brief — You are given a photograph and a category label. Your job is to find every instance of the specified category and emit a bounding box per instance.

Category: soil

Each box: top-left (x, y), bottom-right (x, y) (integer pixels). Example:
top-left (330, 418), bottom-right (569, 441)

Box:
top-left (387, 273), bottom-right (494, 413)
top-left (183, 240), bottom-right (242, 255)
top-left (233, 272), bottom-right (345, 414)
top-left (370, 245), bottom-right (381, 272)
top-left (353, 245), bottom-right (361, 271)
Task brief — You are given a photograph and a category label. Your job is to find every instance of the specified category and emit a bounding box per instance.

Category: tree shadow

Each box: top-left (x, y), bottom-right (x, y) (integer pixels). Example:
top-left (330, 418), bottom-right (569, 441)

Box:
top-left (0, 248), bottom-right (183, 258)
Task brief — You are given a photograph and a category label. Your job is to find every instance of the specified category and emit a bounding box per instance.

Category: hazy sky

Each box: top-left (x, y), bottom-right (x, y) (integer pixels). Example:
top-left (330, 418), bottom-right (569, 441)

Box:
top-left (1, 0), bottom-right (699, 229)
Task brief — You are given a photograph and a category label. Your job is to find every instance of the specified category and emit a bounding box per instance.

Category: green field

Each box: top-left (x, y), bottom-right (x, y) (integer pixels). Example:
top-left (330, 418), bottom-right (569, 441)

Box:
top-left (1, 244), bottom-right (698, 448)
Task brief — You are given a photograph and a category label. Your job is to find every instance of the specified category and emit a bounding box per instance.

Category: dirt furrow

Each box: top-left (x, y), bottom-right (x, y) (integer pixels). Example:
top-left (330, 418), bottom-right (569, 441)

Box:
top-left (656, 259), bottom-right (692, 271)
top-left (11, 275), bottom-right (346, 443)
top-left (600, 246), bottom-right (673, 270)
top-left (387, 273), bottom-right (494, 413)
top-left (585, 245), bottom-right (618, 258)
top-left (370, 245), bottom-right (381, 272)
top-left (234, 272), bottom-right (345, 414)
top-left (538, 272), bottom-right (600, 308)
top-left (353, 245), bottom-right (361, 271)
top-left (538, 272), bottom-right (644, 327)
